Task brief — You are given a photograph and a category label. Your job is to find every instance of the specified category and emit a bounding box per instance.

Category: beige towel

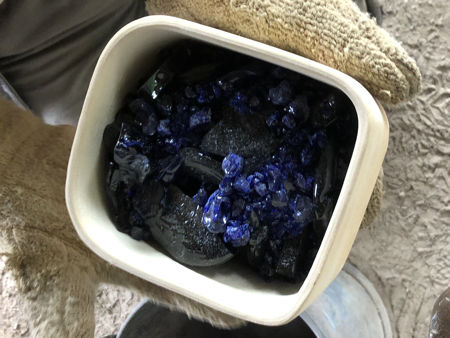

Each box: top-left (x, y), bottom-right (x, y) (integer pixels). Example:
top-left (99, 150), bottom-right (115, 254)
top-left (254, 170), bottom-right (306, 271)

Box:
top-left (148, 0), bottom-right (421, 104)
top-left (0, 1), bottom-right (420, 336)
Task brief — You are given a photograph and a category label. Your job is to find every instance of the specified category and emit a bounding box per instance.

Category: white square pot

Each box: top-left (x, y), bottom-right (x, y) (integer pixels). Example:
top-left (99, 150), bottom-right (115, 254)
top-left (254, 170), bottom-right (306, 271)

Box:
top-left (66, 15), bottom-right (389, 326)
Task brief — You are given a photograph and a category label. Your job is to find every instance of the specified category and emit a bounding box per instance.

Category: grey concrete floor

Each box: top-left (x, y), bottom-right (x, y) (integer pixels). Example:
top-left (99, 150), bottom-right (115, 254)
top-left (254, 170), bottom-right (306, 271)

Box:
top-left (350, 1), bottom-right (450, 337)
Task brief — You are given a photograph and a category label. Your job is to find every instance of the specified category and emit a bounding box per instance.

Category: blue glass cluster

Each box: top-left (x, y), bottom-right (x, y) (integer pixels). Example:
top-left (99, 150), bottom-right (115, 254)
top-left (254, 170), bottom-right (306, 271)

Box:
top-left (103, 40), bottom-right (357, 282)
top-left (202, 142), bottom-right (319, 249)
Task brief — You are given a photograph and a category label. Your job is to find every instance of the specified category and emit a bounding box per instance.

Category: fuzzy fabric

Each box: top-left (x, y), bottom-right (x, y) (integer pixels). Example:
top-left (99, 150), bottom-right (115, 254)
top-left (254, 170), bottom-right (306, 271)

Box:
top-left (0, 98), bottom-right (245, 337)
top-left (147, 0), bottom-right (421, 104)
top-left (0, 0), bottom-right (421, 336)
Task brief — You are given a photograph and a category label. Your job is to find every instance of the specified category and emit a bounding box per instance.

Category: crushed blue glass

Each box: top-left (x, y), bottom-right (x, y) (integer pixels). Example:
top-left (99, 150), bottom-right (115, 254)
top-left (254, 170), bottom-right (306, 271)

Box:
top-left (193, 187), bottom-right (209, 207)
top-left (102, 40), bottom-right (357, 282)
top-left (269, 80), bottom-right (293, 106)
top-left (222, 153), bottom-right (244, 178)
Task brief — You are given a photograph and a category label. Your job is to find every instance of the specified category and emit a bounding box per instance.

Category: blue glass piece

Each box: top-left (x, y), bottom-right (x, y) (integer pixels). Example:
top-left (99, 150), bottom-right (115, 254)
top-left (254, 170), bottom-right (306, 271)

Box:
top-left (164, 137), bottom-right (181, 154)
top-left (271, 187), bottom-right (288, 208)
top-left (156, 94), bottom-right (173, 117)
top-left (281, 114), bottom-right (296, 129)
top-left (193, 187), bottom-right (209, 207)
top-left (320, 94), bottom-right (336, 119)
top-left (263, 194), bottom-right (272, 208)
top-left (290, 195), bottom-right (315, 225)
top-left (277, 145), bottom-right (288, 161)
top-left (184, 86), bottom-right (197, 99)
top-left (284, 219), bottom-right (305, 237)
top-left (139, 67), bottom-right (174, 100)
top-left (157, 119), bottom-right (171, 137)
top-left (311, 94), bottom-right (338, 127)
top-left (251, 200), bottom-right (264, 216)
top-left (246, 174), bottom-right (256, 189)
top-left (229, 91), bottom-right (250, 114)
top-left (310, 130), bottom-right (328, 149)
top-left (129, 99), bottom-right (159, 136)
top-left (129, 98), bottom-right (153, 115)
top-left (254, 181), bottom-right (268, 197)
top-left (266, 165), bottom-right (283, 192)
top-left (176, 99), bottom-right (190, 115)
top-left (223, 221), bottom-right (251, 247)
top-left (211, 83), bottom-right (223, 99)
top-left (222, 153), bottom-right (244, 178)
top-left (266, 111), bottom-right (280, 130)
top-left (216, 69), bottom-right (259, 94)
top-left (219, 177), bottom-right (234, 196)
top-left (196, 84), bottom-right (214, 104)
top-left (115, 123), bottom-right (145, 149)
top-left (189, 107), bottom-right (212, 131)
top-left (306, 176), bottom-right (315, 191)
top-left (170, 119), bottom-right (188, 139)
top-left (202, 190), bottom-right (231, 233)
top-left (300, 144), bottom-right (315, 167)
top-left (142, 113), bottom-right (158, 136)
top-left (233, 175), bottom-right (251, 194)
top-left (285, 95), bottom-right (310, 124)
top-left (189, 105), bottom-right (199, 115)
top-left (266, 206), bottom-right (283, 222)
top-left (244, 204), bottom-right (253, 219)
top-left (171, 98), bottom-right (189, 136)
top-left (231, 198), bottom-right (246, 218)
top-left (268, 80), bottom-right (292, 105)
top-left (284, 158), bottom-right (298, 176)
top-left (285, 129), bottom-right (307, 146)
top-left (254, 171), bottom-right (265, 181)
top-left (294, 173), bottom-right (314, 193)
